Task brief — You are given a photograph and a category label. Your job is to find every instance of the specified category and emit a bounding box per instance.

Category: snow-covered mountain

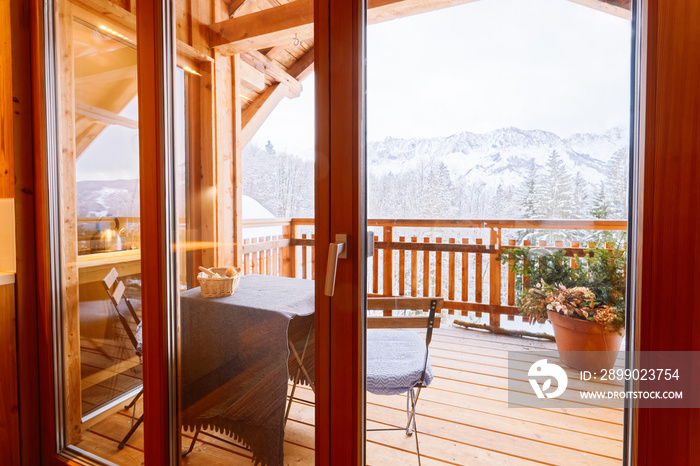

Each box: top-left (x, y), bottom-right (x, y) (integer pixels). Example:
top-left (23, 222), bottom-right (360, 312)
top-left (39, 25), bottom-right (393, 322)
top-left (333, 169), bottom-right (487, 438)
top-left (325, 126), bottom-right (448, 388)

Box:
top-left (76, 179), bottom-right (140, 218)
top-left (75, 127), bottom-right (629, 220)
top-left (367, 126), bottom-right (628, 188)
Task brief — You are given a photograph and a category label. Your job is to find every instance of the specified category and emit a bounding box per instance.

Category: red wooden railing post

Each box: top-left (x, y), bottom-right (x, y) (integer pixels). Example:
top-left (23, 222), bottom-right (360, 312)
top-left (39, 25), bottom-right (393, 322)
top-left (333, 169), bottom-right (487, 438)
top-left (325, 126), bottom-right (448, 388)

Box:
top-left (507, 238), bottom-right (516, 310)
top-left (410, 237), bottom-right (418, 297)
top-left (475, 237), bottom-right (483, 303)
top-left (282, 224), bottom-right (291, 277)
top-left (448, 238), bottom-right (456, 315)
top-left (302, 233), bottom-right (308, 279)
top-left (382, 227), bottom-right (394, 295)
top-left (489, 227), bottom-right (502, 327)
top-left (290, 221), bottom-right (297, 278)
top-left (382, 226), bottom-right (394, 316)
top-left (372, 235), bottom-right (379, 294)
top-left (423, 237), bottom-right (431, 297)
top-left (398, 236), bottom-right (406, 297)
top-left (461, 238), bottom-right (469, 306)
top-left (435, 237), bottom-right (443, 299)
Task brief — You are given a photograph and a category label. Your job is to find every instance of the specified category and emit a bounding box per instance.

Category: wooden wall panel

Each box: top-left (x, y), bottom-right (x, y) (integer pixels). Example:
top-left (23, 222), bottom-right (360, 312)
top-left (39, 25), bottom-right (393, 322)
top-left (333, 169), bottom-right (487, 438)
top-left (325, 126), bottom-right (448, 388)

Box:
top-left (10, 0), bottom-right (41, 463)
top-left (0, 0), bottom-right (15, 198)
top-left (0, 3), bottom-right (19, 453)
top-left (636, 0), bottom-right (700, 464)
top-left (0, 284), bottom-right (19, 465)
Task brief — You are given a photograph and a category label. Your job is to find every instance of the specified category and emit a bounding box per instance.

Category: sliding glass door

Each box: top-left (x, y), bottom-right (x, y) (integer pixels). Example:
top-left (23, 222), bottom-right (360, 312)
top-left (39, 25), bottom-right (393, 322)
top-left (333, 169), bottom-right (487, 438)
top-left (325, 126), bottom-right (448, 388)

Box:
top-left (43, 0), bottom-right (366, 464)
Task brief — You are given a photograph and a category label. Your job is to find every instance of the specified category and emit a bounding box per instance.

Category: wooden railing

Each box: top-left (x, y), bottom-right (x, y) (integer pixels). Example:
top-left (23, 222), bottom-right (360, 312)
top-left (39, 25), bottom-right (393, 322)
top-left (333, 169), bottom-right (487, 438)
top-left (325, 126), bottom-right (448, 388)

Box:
top-left (242, 218), bottom-right (627, 327)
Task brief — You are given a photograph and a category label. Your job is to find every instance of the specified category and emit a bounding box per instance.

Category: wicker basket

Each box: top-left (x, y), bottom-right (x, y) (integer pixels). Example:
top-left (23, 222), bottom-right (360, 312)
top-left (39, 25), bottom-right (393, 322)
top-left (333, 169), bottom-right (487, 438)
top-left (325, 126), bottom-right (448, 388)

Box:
top-left (197, 267), bottom-right (242, 298)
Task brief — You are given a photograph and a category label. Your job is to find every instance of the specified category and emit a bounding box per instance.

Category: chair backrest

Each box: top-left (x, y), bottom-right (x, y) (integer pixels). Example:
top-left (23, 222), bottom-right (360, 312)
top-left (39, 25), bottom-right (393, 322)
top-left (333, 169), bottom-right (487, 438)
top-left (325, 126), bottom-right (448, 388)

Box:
top-left (367, 297), bottom-right (443, 329)
top-left (102, 267), bottom-right (141, 356)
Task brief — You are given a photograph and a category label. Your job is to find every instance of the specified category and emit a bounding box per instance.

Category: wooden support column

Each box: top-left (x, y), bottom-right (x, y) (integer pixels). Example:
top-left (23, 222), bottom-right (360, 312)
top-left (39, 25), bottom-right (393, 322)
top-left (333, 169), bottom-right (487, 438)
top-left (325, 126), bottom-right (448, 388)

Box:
top-left (190, 62), bottom-right (217, 269)
top-left (231, 56), bottom-right (243, 268)
top-left (212, 52), bottom-right (243, 267)
top-left (55, 0), bottom-right (81, 445)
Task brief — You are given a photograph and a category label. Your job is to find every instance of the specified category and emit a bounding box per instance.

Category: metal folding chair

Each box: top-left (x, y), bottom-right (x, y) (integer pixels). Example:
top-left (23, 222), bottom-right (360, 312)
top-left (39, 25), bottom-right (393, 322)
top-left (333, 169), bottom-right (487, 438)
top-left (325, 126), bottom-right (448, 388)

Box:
top-left (365, 297), bottom-right (442, 466)
top-left (102, 268), bottom-right (143, 450)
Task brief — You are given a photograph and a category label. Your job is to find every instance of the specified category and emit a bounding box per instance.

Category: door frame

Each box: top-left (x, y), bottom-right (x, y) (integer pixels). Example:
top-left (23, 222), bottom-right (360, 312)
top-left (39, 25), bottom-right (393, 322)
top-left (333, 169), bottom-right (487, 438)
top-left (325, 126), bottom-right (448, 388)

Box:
top-left (30, 0), bottom-right (700, 464)
top-left (314, 0), bottom-right (367, 464)
top-left (137, 0), bottom-right (370, 463)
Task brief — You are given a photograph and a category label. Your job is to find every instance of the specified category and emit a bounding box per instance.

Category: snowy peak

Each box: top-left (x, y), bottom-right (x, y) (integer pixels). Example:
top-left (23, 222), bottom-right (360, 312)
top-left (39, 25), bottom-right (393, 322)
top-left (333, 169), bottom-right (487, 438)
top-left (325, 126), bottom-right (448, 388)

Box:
top-left (368, 126), bottom-right (628, 187)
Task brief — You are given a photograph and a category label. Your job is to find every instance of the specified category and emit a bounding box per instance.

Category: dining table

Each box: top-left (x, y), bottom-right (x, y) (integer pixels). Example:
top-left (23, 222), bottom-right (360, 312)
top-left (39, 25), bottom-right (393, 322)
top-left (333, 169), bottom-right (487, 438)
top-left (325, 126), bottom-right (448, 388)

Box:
top-left (180, 274), bottom-right (315, 466)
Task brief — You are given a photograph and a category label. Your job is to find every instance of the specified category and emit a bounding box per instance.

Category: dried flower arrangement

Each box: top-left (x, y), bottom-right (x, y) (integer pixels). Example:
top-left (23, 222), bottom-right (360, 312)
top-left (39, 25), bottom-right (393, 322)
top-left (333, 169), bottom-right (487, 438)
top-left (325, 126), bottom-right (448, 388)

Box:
top-left (520, 281), bottom-right (625, 333)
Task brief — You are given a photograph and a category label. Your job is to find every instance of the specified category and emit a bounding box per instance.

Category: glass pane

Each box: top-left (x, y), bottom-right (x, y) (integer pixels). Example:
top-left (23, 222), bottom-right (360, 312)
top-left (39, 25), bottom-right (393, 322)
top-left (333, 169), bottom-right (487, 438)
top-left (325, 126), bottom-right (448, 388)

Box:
top-left (51, 1), bottom-right (145, 462)
top-left (173, 1), bottom-right (316, 464)
top-left (365, 1), bottom-right (631, 464)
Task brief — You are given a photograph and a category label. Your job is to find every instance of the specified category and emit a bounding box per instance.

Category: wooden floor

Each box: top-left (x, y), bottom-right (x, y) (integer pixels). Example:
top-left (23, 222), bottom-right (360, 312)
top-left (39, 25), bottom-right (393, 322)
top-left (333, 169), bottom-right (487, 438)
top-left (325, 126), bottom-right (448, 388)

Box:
top-left (75, 326), bottom-right (624, 465)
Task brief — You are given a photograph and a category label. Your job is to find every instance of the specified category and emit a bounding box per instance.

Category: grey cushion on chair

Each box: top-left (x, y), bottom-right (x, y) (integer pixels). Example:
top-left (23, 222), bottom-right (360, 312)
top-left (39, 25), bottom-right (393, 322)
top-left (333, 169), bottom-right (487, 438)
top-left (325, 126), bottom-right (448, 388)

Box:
top-left (366, 329), bottom-right (433, 396)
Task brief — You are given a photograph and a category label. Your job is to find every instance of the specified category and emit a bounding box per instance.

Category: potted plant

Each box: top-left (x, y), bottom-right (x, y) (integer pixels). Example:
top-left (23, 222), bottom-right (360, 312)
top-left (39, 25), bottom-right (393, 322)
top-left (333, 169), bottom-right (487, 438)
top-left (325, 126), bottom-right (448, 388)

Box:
top-left (501, 246), bottom-right (626, 372)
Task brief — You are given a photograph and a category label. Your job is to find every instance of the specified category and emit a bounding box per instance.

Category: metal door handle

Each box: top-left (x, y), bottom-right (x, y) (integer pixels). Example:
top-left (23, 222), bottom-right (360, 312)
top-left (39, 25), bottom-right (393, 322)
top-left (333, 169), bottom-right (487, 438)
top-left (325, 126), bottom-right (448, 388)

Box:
top-left (324, 234), bottom-right (348, 296)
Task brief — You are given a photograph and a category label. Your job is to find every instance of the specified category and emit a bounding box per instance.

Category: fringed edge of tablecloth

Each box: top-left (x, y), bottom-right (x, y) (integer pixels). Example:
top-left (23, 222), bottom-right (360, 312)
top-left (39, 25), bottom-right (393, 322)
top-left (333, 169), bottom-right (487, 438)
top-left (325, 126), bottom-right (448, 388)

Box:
top-left (183, 421), bottom-right (273, 466)
top-left (289, 373), bottom-right (314, 388)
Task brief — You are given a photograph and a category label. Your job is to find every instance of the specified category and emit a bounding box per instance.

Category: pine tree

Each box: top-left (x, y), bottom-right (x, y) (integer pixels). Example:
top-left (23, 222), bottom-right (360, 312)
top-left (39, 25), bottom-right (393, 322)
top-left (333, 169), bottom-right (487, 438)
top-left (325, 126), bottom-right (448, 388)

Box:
top-left (570, 171), bottom-right (589, 219)
top-left (590, 182), bottom-right (611, 219)
top-left (519, 159), bottom-right (540, 218)
top-left (265, 140), bottom-right (276, 156)
top-left (539, 150), bottom-right (573, 219)
top-left (606, 148), bottom-right (628, 218)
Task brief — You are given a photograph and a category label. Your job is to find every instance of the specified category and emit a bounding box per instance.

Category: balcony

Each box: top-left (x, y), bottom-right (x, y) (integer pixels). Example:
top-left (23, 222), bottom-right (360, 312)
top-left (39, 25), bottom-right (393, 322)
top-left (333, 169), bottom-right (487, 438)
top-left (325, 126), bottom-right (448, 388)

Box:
top-left (76, 217), bottom-right (626, 464)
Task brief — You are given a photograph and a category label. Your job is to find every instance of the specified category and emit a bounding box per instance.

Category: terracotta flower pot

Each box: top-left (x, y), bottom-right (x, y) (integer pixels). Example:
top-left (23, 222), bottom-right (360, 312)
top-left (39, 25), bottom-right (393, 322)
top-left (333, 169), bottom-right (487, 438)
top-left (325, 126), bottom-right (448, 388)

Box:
top-left (548, 310), bottom-right (623, 373)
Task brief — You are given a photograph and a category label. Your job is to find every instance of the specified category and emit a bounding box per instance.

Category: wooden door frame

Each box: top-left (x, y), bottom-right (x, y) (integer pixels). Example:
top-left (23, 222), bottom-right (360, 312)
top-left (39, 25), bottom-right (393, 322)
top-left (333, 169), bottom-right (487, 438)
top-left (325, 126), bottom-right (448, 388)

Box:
top-left (137, 1), bottom-right (180, 464)
top-left (314, 0), bottom-right (367, 464)
top-left (632, 0), bottom-right (700, 463)
top-left (26, 0), bottom-right (700, 464)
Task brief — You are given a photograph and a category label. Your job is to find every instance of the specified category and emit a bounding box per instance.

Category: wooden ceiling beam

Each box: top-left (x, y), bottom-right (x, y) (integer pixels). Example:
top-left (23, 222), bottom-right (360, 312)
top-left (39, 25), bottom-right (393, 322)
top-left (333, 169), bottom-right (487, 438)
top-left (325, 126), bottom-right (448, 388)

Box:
top-left (286, 47), bottom-right (314, 82)
top-left (241, 51), bottom-right (302, 98)
top-left (226, 0), bottom-right (248, 17)
top-left (212, 0), bottom-right (631, 55)
top-left (211, 0), bottom-right (313, 55)
top-left (237, 47), bottom-right (314, 147)
top-left (240, 61), bottom-right (266, 91)
top-left (76, 103), bottom-right (138, 130)
top-left (76, 65), bottom-right (137, 86)
top-left (211, 0), bottom-right (481, 55)
top-left (564, 0), bottom-right (631, 19)
top-left (367, 0), bottom-right (480, 24)
top-left (241, 83), bottom-right (289, 146)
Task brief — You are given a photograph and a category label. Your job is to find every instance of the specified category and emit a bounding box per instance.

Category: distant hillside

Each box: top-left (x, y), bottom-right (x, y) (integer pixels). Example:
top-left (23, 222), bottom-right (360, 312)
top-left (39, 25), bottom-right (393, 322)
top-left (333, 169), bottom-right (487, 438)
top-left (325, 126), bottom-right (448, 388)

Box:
top-left (76, 127), bottom-right (629, 222)
top-left (76, 179), bottom-right (140, 218)
top-left (367, 126), bottom-right (628, 188)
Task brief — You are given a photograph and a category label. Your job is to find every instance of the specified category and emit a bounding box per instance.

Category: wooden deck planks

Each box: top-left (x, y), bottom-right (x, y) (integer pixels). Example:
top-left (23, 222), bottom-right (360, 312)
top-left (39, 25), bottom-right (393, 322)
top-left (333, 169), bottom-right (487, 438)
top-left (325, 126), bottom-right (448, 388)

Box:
top-left (74, 328), bottom-right (623, 465)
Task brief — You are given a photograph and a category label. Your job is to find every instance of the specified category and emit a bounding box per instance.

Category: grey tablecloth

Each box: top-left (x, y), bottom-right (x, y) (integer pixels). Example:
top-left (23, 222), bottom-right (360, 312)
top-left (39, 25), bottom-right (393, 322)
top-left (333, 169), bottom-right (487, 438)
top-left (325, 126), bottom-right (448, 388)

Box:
top-left (180, 275), bottom-right (315, 466)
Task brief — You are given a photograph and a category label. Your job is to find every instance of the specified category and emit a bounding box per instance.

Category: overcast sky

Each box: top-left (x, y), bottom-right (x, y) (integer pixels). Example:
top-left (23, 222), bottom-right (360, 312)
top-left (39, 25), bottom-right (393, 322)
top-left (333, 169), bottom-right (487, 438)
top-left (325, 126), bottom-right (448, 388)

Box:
top-left (78, 0), bottom-right (632, 179)
top-left (251, 0), bottom-right (632, 159)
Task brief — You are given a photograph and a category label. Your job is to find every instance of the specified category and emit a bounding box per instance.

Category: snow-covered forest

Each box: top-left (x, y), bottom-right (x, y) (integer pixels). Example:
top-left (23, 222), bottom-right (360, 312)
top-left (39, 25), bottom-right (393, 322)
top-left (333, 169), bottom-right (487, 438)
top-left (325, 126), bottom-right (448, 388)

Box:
top-left (242, 127), bottom-right (629, 225)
